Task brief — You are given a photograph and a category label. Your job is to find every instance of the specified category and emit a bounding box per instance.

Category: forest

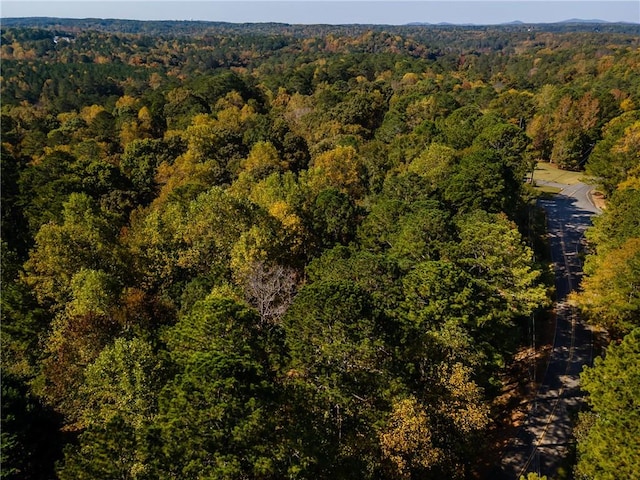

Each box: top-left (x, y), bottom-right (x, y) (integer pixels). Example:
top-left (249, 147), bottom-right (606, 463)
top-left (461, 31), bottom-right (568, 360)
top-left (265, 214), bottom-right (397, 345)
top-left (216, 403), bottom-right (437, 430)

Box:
top-left (1, 18), bottom-right (639, 479)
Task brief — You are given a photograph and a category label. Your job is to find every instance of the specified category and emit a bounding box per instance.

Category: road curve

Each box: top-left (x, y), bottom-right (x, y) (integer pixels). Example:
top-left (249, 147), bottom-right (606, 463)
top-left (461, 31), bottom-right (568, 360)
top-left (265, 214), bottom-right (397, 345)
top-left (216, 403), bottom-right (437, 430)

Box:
top-left (496, 181), bottom-right (601, 479)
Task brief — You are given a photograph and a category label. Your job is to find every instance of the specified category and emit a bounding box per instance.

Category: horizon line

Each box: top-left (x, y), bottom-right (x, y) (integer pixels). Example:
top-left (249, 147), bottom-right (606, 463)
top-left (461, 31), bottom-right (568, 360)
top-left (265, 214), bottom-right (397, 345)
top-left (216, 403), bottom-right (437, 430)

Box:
top-left (2, 15), bottom-right (639, 26)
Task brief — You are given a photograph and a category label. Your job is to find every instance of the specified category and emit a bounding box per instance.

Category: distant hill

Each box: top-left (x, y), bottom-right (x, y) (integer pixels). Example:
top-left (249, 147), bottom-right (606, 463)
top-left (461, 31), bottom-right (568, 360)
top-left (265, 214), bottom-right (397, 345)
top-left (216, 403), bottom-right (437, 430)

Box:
top-left (559, 18), bottom-right (609, 24)
top-left (408, 18), bottom-right (636, 26)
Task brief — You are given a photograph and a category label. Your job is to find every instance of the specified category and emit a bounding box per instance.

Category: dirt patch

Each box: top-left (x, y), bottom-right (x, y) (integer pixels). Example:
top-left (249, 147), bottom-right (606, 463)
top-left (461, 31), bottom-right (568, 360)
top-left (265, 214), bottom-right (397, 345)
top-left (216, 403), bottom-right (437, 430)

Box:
top-left (590, 190), bottom-right (606, 210)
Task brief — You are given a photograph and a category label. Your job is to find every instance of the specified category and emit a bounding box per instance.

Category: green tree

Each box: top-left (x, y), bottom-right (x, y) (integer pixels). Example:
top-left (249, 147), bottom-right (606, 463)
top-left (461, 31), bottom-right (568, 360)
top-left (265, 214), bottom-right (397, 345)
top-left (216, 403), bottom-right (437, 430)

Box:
top-left (57, 416), bottom-right (144, 480)
top-left (305, 246), bottom-right (404, 326)
top-left (1, 243), bottom-right (48, 378)
top-left (119, 137), bottom-right (186, 205)
top-left (439, 105), bottom-right (483, 149)
top-left (309, 188), bottom-right (361, 249)
top-left (489, 89), bottom-right (535, 129)
top-left (357, 174), bottom-right (444, 259)
top-left (586, 187), bottom-right (640, 255)
top-left (406, 143), bottom-right (457, 190)
top-left (18, 150), bottom-right (82, 236)
top-left (398, 211), bottom-right (547, 377)
top-left (152, 294), bottom-right (286, 478)
top-left (23, 193), bottom-right (123, 310)
top-left (575, 328), bottom-right (640, 480)
top-left (331, 88), bottom-right (387, 137)
top-left (66, 269), bottom-right (118, 318)
top-left (386, 204), bottom-right (451, 269)
top-left (453, 211), bottom-right (547, 322)
top-left (472, 121), bottom-right (532, 179)
top-left (79, 337), bottom-right (162, 430)
top-left (575, 185), bottom-right (640, 337)
top-left (443, 149), bottom-right (520, 215)
top-left (402, 260), bottom-right (477, 332)
top-left (586, 111), bottom-right (640, 196)
top-left (284, 280), bottom-right (385, 382)
top-left (152, 351), bottom-right (281, 479)
top-left (125, 186), bottom-right (254, 297)
top-left (1, 146), bottom-right (30, 256)
top-left (163, 87), bottom-right (209, 131)
top-left (163, 295), bottom-right (268, 365)
top-left (282, 280), bottom-right (389, 477)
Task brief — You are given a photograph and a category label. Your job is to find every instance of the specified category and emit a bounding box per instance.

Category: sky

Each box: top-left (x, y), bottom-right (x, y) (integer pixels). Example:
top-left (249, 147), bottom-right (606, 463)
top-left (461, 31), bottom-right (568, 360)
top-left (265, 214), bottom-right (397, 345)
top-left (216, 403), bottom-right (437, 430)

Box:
top-left (1, 1), bottom-right (639, 25)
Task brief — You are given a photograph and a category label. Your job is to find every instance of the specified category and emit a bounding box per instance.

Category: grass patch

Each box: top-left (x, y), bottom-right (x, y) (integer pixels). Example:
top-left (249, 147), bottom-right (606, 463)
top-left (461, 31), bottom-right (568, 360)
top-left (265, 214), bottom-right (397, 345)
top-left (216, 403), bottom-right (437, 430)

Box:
top-left (537, 185), bottom-right (563, 195)
top-left (532, 162), bottom-right (585, 185)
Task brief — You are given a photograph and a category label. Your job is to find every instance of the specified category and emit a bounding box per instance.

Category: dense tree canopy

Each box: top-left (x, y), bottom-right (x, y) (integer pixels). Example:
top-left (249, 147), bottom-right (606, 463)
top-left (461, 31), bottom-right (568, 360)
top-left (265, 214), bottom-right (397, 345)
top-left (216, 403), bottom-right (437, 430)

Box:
top-left (1, 18), bottom-right (639, 480)
top-left (570, 77), bottom-right (640, 479)
top-left (575, 329), bottom-right (640, 480)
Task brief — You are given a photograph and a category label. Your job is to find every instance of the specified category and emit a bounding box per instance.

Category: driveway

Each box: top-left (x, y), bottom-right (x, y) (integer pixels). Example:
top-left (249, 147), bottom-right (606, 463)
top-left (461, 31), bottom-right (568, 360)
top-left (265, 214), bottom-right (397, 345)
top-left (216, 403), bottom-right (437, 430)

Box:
top-left (495, 181), bottom-right (601, 478)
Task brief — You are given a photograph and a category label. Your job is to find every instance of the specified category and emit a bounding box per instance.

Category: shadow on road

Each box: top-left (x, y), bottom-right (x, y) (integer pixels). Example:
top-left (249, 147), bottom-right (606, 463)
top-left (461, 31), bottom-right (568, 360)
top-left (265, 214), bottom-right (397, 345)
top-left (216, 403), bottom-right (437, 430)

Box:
top-left (492, 184), bottom-right (599, 479)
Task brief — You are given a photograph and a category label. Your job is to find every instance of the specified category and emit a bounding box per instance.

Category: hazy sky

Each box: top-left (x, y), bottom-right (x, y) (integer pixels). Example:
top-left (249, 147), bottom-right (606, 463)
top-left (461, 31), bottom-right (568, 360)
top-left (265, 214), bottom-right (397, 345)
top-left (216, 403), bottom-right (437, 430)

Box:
top-left (2, 1), bottom-right (639, 25)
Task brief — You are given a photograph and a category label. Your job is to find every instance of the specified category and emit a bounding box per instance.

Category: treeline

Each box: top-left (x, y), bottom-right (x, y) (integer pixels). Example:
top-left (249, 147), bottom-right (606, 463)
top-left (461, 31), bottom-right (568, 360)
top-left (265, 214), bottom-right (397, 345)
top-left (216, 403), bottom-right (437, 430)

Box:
top-left (1, 21), bottom-right (639, 479)
top-left (4, 17), bottom-right (639, 37)
top-left (571, 109), bottom-right (640, 478)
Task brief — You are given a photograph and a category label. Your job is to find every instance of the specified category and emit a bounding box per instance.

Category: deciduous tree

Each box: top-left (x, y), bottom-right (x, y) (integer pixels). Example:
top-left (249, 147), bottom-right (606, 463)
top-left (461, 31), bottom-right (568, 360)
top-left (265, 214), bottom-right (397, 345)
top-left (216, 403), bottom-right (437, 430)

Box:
top-left (575, 328), bottom-right (640, 479)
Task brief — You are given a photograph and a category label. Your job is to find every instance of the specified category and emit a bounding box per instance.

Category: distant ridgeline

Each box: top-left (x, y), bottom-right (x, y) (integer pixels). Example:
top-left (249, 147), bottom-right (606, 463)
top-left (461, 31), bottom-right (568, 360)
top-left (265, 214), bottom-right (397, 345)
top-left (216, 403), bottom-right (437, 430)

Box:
top-left (2, 16), bottom-right (640, 36)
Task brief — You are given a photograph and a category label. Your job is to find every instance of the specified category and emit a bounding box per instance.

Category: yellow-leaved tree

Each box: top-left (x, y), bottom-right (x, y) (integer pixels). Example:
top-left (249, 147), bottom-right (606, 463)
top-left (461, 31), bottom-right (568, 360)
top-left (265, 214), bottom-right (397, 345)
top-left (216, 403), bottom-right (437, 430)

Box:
top-left (379, 396), bottom-right (442, 478)
top-left (306, 145), bottom-right (366, 199)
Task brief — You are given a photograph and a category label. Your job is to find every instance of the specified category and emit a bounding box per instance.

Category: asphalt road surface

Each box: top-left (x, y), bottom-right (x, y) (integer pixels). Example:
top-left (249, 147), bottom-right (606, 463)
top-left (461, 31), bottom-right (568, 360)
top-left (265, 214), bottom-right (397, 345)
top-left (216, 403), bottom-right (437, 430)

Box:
top-left (495, 181), bottom-right (601, 479)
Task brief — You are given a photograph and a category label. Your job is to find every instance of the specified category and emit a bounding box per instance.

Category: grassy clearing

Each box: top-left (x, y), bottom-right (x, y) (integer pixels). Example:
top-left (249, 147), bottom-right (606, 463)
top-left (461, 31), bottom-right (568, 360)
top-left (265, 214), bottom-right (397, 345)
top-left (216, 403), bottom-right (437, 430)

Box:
top-left (536, 185), bottom-right (563, 195)
top-left (532, 162), bottom-right (585, 185)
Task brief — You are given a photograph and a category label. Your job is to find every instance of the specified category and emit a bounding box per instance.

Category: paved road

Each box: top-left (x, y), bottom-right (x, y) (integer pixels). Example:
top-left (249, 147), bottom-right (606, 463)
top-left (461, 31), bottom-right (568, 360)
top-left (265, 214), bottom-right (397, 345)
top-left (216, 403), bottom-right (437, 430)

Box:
top-left (495, 181), bottom-right (601, 479)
